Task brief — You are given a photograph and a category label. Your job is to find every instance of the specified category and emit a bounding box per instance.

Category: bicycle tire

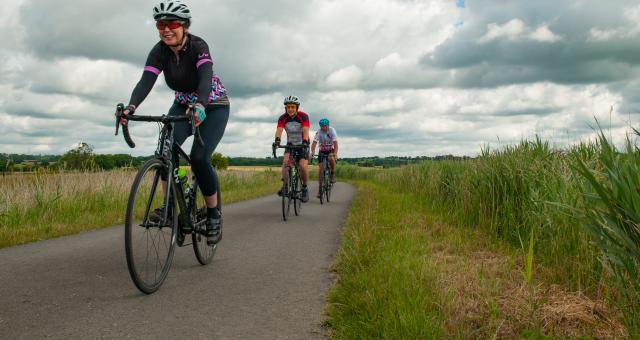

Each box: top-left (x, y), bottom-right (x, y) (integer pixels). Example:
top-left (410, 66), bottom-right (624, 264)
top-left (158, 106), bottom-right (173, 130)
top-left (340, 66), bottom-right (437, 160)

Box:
top-left (319, 161), bottom-right (325, 205)
top-left (282, 187), bottom-right (289, 221)
top-left (192, 181), bottom-right (220, 265)
top-left (293, 167), bottom-right (302, 216)
top-left (325, 167), bottom-right (332, 203)
top-left (125, 158), bottom-right (177, 294)
top-left (282, 167), bottom-right (291, 221)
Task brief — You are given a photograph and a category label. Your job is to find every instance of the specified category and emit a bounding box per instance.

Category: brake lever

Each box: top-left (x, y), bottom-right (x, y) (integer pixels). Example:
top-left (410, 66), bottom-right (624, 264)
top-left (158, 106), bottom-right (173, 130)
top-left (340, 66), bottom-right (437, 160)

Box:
top-left (115, 103), bottom-right (124, 136)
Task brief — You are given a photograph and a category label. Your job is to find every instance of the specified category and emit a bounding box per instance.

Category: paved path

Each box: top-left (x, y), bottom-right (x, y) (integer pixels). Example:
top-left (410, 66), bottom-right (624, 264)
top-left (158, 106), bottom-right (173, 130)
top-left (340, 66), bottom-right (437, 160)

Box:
top-left (0, 183), bottom-right (355, 339)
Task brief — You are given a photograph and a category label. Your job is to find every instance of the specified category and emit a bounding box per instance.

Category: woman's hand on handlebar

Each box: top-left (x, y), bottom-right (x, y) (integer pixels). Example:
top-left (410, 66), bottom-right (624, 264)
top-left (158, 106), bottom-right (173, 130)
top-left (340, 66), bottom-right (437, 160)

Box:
top-left (119, 104), bottom-right (136, 125)
top-left (191, 103), bottom-right (206, 127)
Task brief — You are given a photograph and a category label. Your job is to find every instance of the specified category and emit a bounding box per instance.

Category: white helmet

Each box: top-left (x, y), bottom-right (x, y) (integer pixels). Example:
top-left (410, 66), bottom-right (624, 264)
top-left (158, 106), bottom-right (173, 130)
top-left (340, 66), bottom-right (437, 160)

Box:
top-left (283, 95), bottom-right (300, 106)
top-left (153, 0), bottom-right (191, 21)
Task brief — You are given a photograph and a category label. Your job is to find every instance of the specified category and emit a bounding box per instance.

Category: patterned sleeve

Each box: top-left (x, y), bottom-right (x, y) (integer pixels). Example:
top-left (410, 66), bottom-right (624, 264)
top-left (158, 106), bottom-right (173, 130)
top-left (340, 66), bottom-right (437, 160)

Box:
top-left (277, 114), bottom-right (286, 128)
top-left (331, 127), bottom-right (338, 141)
top-left (313, 130), bottom-right (319, 142)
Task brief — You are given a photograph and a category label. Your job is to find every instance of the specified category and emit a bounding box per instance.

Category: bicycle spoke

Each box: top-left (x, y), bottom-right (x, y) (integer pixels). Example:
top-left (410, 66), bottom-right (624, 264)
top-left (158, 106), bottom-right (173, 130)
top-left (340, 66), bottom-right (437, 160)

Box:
top-left (143, 171), bottom-right (160, 224)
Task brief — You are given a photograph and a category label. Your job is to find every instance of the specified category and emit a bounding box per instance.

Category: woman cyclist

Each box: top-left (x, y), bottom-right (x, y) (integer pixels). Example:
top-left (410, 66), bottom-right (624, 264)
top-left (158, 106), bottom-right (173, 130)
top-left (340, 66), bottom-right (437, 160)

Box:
top-left (118, 0), bottom-right (229, 245)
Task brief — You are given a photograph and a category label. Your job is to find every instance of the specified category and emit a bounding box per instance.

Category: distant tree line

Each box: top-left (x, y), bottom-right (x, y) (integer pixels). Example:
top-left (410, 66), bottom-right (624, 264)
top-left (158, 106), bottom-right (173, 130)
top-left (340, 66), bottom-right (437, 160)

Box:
top-left (1, 144), bottom-right (470, 173)
top-left (1, 143), bottom-right (229, 172)
top-left (229, 155), bottom-right (470, 168)
top-left (338, 155), bottom-right (470, 168)
top-left (1, 143), bottom-right (152, 172)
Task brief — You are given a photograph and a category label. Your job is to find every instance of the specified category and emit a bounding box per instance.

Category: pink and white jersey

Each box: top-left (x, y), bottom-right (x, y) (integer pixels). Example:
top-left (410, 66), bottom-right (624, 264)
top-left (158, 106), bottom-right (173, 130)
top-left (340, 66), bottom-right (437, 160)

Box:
top-left (314, 127), bottom-right (338, 152)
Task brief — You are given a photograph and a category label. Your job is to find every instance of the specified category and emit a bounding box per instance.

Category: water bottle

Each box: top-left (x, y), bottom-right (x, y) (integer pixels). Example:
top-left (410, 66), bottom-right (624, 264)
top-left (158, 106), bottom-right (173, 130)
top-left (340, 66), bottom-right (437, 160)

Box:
top-left (177, 168), bottom-right (189, 194)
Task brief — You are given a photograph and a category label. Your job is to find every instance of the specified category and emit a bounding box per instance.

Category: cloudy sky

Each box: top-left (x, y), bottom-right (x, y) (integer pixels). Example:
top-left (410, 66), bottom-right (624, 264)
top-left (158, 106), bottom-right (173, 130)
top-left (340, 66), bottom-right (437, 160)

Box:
top-left (1, 0), bottom-right (639, 157)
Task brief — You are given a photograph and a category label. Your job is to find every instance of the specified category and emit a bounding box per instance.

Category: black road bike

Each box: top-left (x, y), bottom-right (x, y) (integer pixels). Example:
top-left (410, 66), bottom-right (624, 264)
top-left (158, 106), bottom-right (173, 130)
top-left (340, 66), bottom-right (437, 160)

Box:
top-left (317, 153), bottom-right (333, 204)
top-left (272, 144), bottom-right (306, 221)
top-left (115, 103), bottom-right (219, 294)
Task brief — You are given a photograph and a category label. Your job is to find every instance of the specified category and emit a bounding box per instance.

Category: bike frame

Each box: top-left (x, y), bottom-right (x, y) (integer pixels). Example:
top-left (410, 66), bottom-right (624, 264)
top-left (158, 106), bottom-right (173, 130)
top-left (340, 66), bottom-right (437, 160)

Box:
top-left (116, 104), bottom-right (204, 230)
top-left (286, 149), bottom-right (305, 197)
top-left (319, 154), bottom-right (330, 181)
top-left (155, 124), bottom-right (193, 228)
top-left (274, 144), bottom-right (306, 198)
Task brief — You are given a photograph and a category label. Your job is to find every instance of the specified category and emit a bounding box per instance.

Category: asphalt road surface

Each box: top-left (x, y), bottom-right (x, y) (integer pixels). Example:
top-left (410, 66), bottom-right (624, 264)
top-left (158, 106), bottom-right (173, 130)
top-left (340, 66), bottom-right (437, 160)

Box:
top-left (0, 183), bottom-right (355, 339)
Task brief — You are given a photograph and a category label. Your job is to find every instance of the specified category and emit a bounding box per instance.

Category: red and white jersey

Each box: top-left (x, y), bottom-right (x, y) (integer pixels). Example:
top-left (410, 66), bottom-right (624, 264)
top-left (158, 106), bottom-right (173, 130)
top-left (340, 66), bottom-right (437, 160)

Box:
top-left (277, 111), bottom-right (310, 145)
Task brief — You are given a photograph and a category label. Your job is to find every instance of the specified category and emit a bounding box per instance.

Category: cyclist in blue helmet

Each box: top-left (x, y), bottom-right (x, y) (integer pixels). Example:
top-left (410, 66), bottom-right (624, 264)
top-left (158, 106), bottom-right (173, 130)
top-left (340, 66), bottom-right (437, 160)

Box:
top-left (311, 118), bottom-right (339, 197)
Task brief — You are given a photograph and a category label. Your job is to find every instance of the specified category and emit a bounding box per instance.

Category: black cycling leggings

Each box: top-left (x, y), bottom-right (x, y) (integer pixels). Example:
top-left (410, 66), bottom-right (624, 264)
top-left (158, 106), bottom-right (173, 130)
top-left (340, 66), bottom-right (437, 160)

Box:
top-left (169, 102), bottom-right (229, 197)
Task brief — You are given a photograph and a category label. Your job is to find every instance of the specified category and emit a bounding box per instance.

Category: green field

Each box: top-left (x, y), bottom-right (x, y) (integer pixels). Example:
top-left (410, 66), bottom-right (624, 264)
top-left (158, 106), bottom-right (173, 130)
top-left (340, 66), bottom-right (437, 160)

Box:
top-left (0, 168), bottom-right (280, 249)
top-left (326, 131), bottom-right (639, 338)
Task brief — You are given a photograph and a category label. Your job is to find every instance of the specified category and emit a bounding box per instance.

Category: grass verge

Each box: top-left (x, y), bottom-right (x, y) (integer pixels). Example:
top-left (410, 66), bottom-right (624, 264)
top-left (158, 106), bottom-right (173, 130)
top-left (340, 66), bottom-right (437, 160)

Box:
top-left (325, 181), bottom-right (445, 339)
top-left (325, 180), bottom-right (626, 339)
top-left (0, 169), bottom-right (280, 249)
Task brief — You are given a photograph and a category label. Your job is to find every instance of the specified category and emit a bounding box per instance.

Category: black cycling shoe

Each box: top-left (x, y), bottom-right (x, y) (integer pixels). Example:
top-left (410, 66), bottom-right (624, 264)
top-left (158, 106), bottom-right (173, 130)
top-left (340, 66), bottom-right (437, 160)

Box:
top-left (277, 188), bottom-right (284, 197)
top-left (301, 187), bottom-right (309, 202)
top-left (205, 217), bottom-right (222, 245)
top-left (149, 205), bottom-right (172, 224)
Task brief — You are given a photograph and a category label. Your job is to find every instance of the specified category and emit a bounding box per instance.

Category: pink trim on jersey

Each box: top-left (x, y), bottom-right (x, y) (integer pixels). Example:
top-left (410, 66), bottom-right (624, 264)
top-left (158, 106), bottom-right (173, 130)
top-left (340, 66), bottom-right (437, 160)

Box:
top-left (144, 66), bottom-right (161, 75)
top-left (196, 59), bottom-right (213, 68)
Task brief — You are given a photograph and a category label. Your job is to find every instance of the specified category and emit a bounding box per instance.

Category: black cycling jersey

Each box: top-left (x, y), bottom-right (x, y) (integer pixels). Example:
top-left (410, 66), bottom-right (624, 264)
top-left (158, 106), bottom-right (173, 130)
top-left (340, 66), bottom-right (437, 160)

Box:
top-left (129, 34), bottom-right (227, 108)
top-left (128, 33), bottom-right (229, 198)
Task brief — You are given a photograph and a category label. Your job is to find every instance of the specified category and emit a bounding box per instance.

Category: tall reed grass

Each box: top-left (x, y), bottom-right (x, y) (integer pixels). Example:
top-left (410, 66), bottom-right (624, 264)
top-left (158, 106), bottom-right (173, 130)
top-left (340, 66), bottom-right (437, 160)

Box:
top-left (335, 131), bottom-right (640, 337)
top-left (572, 129), bottom-right (640, 335)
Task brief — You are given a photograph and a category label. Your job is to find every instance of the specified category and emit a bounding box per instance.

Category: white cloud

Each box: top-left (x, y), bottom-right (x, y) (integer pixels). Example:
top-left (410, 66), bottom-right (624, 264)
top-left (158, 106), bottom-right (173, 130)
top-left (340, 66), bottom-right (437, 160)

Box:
top-left (0, 0), bottom-right (26, 49)
top-left (478, 19), bottom-right (526, 43)
top-left (589, 4), bottom-right (640, 41)
top-left (478, 19), bottom-right (561, 44)
top-left (589, 28), bottom-right (624, 41)
top-left (322, 65), bottom-right (364, 90)
top-left (2, 0), bottom-right (640, 157)
top-left (529, 25), bottom-right (562, 42)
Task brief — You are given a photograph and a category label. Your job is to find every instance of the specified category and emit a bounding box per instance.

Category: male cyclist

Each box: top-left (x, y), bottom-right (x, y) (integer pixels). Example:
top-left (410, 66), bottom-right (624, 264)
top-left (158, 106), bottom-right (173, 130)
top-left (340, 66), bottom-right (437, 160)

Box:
top-left (273, 95), bottom-right (310, 202)
top-left (310, 118), bottom-right (338, 198)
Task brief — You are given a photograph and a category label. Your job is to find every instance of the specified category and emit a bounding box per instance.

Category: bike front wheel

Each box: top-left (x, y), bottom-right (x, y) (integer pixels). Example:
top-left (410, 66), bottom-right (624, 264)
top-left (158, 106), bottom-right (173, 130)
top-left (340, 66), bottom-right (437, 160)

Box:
top-left (125, 159), bottom-right (177, 294)
top-left (282, 181), bottom-right (290, 221)
top-left (319, 167), bottom-right (325, 205)
top-left (324, 169), bottom-right (332, 203)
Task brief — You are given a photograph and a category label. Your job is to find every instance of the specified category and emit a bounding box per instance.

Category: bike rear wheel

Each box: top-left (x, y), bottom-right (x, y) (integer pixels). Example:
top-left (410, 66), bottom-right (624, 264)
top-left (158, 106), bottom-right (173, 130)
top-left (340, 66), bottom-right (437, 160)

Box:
top-left (192, 180), bottom-right (220, 265)
top-left (125, 159), bottom-right (177, 294)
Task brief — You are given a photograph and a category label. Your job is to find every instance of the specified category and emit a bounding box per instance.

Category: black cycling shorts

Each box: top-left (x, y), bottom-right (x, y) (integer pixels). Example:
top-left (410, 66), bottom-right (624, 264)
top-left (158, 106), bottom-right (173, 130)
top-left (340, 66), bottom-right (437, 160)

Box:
top-left (285, 147), bottom-right (308, 161)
